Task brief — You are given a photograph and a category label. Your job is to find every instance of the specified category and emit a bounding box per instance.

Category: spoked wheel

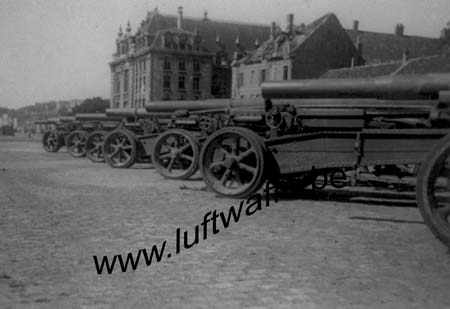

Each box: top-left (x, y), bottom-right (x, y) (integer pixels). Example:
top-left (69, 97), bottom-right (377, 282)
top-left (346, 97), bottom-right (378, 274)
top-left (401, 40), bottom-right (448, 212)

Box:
top-left (42, 130), bottom-right (62, 152)
top-left (416, 134), bottom-right (450, 248)
top-left (200, 127), bottom-right (268, 199)
top-left (67, 130), bottom-right (88, 157)
top-left (103, 129), bottom-right (137, 168)
top-left (152, 129), bottom-right (200, 180)
top-left (86, 130), bottom-right (107, 163)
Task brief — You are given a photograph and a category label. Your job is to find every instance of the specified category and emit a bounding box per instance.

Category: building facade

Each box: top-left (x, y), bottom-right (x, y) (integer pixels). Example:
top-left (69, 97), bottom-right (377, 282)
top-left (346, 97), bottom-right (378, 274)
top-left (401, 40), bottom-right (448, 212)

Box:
top-left (231, 13), bottom-right (360, 99)
top-left (110, 7), bottom-right (270, 108)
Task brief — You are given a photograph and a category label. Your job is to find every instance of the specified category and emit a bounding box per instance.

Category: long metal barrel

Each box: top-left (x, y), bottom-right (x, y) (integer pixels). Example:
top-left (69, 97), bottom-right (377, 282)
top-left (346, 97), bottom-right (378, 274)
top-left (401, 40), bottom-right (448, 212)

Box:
top-left (105, 108), bottom-right (173, 119)
top-left (271, 98), bottom-right (437, 109)
top-left (75, 113), bottom-right (122, 121)
top-left (262, 74), bottom-right (450, 100)
top-left (144, 98), bottom-right (260, 113)
top-left (58, 116), bottom-right (77, 122)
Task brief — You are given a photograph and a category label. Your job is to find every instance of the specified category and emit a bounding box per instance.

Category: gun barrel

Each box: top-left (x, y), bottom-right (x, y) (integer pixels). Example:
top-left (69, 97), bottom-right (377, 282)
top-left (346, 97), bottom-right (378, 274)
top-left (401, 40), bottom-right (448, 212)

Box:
top-left (144, 98), bottom-right (261, 113)
top-left (58, 116), bottom-right (77, 122)
top-left (262, 74), bottom-right (450, 100)
top-left (105, 108), bottom-right (174, 119)
top-left (75, 113), bottom-right (122, 121)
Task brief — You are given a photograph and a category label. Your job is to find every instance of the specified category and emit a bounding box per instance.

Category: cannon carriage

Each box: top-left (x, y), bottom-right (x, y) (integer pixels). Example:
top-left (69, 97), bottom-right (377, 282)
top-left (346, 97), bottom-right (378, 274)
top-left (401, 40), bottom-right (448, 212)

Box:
top-left (67, 113), bottom-right (127, 161)
top-left (101, 104), bottom-right (251, 178)
top-left (192, 73), bottom-right (450, 249)
top-left (37, 116), bottom-right (77, 152)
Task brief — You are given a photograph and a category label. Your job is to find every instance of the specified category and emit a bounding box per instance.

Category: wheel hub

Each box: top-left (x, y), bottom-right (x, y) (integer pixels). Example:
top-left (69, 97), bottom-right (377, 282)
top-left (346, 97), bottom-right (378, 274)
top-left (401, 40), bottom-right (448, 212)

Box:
top-left (170, 148), bottom-right (180, 159)
top-left (224, 157), bottom-right (238, 169)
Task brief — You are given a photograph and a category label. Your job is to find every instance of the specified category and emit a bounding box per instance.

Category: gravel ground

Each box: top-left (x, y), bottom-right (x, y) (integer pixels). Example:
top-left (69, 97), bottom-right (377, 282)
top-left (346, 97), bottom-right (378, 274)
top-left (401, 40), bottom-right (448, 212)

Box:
top-left (1, 137), bottom-right (449, 308)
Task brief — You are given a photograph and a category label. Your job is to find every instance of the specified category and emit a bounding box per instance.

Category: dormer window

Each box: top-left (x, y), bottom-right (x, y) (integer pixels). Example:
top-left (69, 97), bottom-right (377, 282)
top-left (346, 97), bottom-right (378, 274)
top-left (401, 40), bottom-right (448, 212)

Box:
top-left (164, 35), bottom-right (171, 48)
top-left (179, 35), bottom-right (187, 50)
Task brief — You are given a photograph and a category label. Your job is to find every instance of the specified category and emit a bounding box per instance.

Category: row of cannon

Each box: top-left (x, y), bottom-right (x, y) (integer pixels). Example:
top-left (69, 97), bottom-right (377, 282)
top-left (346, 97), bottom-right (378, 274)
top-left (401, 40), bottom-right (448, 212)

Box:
top-left (36, 73), bottom-right (450, 249)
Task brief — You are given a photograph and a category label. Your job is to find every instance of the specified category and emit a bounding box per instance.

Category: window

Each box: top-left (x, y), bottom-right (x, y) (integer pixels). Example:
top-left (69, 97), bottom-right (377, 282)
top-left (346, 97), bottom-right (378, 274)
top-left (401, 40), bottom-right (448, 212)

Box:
top-left (164, 35), bottom-right (171, 48)
top-left (260, 69), bottom-right (266, 85)
top-left (164, 57), bottom-right (171, 70)
top-left (179, 57), bottom-right (186, 72)
top-left (193, 77), bottom-right (200, 91)
top-left (124, 70), bottom-right (129, 93)
top-left (238, 72), bottom-right (244, 88)
top-left (283, 65), bottom-right (289, 80)
top-left (163, 76), bottom-right (171, 89)
top-left (179, 41), bottom-right (186, 50)
top-left (114, 73), bottom-right (120, 94)
top-left (250, 71), bottom-right (255, 85)
top-left (178, 76), bottom-right (185, 89)
top-left (193, 59), bottom-right (200, 72)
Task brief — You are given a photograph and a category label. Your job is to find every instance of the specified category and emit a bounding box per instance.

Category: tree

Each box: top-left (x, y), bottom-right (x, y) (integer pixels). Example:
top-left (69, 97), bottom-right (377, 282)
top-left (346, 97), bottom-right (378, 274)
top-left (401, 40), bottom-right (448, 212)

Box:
top-left (58, 104), bottom-right (71, 116)
top-left (71, 97), bottom-right (110, 114)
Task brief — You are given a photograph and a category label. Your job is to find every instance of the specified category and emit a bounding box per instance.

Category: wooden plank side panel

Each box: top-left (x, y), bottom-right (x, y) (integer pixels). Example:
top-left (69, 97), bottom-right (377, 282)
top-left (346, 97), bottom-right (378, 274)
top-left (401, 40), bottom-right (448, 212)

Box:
top-left (269, 137), bottom-right (357, 174)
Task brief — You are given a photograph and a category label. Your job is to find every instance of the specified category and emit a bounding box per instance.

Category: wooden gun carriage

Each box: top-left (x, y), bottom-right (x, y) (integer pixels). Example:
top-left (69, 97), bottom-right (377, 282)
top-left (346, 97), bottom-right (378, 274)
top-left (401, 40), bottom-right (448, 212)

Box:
top-left (36, 116), bottom-right (77, 153)
top-left (37, 73), bottom-right (450, 248)
top-left (193, 73), bottom-right (450, 248)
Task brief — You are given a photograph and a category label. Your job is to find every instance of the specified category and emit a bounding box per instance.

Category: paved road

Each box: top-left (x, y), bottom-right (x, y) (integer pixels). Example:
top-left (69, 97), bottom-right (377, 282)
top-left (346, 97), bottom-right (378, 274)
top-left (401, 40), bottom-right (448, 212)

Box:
top-left (1, 139), bottom-right (449, 308)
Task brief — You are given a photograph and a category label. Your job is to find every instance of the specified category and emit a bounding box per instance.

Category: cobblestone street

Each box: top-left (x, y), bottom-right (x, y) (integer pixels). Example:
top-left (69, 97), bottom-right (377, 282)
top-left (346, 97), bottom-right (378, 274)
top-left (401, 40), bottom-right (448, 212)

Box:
top-left (1, 137), bottom-right (450, 308)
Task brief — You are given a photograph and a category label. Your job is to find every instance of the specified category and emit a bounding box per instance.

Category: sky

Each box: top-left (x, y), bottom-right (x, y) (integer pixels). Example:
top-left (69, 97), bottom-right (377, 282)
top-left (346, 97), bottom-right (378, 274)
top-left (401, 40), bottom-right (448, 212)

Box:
top-left (0, 0), bottom-right (449, 109)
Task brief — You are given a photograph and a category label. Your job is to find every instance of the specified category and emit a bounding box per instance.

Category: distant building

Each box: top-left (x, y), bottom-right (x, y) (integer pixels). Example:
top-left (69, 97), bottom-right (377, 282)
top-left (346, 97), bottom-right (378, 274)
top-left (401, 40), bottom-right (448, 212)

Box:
top-left (110, 7), bottom-right (270, 108)
top-left (322, 21), bottom-right (450, 79)
top-left (322, 54), bottom-right (450, 79)
top-left (231, 13), bottom-right (360, 99)
top-left (346, 20), bottom-right (450, 65)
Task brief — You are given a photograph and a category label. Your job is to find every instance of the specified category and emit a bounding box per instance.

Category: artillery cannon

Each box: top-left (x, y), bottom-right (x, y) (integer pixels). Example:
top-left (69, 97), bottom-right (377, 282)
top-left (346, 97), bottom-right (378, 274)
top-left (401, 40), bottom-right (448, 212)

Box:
top-left (37, 116), bottom-right (78, 153)
top-left (193, 73), bottom-right (450, 249)
top-left (65, 113), bottom-right (123, 162)
top-left (101, 101), bottom-right (266, 179)
top-left (102, 107), bottom-right (210, 177)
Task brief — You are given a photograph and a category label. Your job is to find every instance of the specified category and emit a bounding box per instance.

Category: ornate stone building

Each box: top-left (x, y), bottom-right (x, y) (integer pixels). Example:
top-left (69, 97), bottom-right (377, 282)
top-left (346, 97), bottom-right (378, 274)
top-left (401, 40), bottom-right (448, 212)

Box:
top-left (231, 13), bottom-right (360, 99)
top-left (110, 7), bottom-right (270, 108)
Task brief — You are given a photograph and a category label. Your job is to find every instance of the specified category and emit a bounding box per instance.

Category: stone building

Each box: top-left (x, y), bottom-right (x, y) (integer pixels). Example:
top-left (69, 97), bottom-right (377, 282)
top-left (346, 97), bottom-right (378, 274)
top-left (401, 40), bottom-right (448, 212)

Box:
top-left (231, 13), bottom-right (360, 99)
top-left (346, 20), bottom-right (450, 65)
top-left (110, 7), bottom-right (270, 108)
top-left (321, 21), bottom-right (450, 78)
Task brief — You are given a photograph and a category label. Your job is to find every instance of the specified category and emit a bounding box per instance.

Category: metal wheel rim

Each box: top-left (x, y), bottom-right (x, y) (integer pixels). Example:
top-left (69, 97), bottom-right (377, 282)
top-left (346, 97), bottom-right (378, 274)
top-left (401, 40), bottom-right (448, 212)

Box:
top-left (201, 130), bottom-right (264, 197)
top-left (104, 131), bottom-right (136, 168)
top-left (422, 152), bottom-right (450, 239)
top-left (153, 130), bottom-right (198, 179)
top-left (86, 132), bottom-right (106, 162)
top-left (43, 131), bottom-right (60, 152)
top-left (68, 131), bottom-right (87, 157)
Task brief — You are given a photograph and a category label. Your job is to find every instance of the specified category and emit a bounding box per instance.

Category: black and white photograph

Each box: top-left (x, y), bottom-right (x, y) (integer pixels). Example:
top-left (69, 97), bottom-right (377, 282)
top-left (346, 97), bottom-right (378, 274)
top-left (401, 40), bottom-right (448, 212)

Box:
top-left (1, 0), bottom-right (450, 307)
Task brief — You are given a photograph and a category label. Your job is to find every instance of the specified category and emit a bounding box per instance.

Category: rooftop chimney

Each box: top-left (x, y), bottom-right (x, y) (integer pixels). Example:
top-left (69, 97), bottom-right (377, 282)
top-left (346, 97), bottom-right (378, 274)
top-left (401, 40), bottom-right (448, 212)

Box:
top-left (395, 23), bottom-right (404, 36)
top-left (353, 20), bottom-right (359, 31)
top-left (270, 22), bottom-right (276, 39)
top-left (286, 14), bottom-right (294, 35)
top-left (177, 6), bottom-right (183, 29)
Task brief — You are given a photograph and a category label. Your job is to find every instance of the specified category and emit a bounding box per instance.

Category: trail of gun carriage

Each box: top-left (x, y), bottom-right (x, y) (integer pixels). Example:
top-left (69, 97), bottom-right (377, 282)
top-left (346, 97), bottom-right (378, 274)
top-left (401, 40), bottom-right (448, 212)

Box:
top-left (36, 73), bottom-right (450, 249)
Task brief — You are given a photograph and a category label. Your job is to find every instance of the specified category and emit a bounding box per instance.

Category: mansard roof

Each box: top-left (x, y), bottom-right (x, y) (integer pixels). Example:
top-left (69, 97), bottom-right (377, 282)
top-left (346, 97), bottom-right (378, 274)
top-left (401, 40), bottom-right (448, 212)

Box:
top-left (321, 54), bottom-right (450, 78)
top-left (136, 9), bottom-right (270, 57)
top-left (235, 13), bottom-right (344, 65)
top-left (346, 29), bottom-right (444, 64)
